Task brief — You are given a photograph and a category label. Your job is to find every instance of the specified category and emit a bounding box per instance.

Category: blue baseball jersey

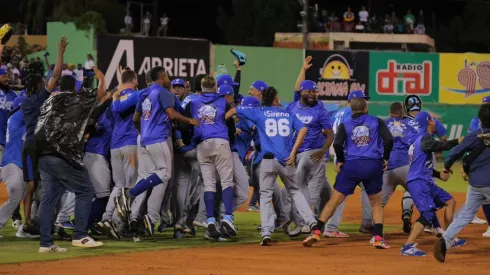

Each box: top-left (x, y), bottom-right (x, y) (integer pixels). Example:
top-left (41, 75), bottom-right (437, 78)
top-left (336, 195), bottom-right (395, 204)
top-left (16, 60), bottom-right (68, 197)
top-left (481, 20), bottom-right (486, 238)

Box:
top-left (239, 117), bottom-right (263, 164)
top-left (332, 106), bottom-right (352, 134)
top-left (468, 116), bottom-right (480, 134)
top-left (189, 93), bottom-right (229, 144)
top-left (403, 115), bottom-right (447, 138)
top-left (0, 89), bottom-right (17, 145)
top-left (2, 109), bottom-right (25, 168)
top-left (236, 106), bottom-right (304, 166)
top-left (22, 88), bottom-right (50, 142)
top-left (136, 84), bottom-right (174, 147)
top-left (343, 114), bottom-right (382, 161)
top-left (181, 93), bottom-right (199, 110)
top-left (85, 108), bottom-right (113, 158)
top-left (407, 133), bottom-right (434, 184)
top-left (232, 118), bottom-right (254, 162)
top-left (385, 117), bottom-right (417, 170)
top-left (111, 88), bottom-right (141, 149)
top-left (286, 101), bottom-right (332, 153)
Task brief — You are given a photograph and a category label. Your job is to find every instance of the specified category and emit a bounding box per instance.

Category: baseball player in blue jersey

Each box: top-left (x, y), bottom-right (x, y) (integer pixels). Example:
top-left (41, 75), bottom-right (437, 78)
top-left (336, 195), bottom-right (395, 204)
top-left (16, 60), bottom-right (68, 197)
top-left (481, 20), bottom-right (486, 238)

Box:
top-left (400, 111), bottom-right (465, 257)
top-left (434, 103), bottom-right (490, 263)
top-left (226, 86), bottom-right (319, 246)
top-left (381, 102), bottom-right (416, 234)
top-left (0, 68), bottom-right (17, 162)
top-left (402, 95), bottom-right (449, 235)
top-left (303, 97), bottom-right (394, 249)
top-left (465, 96), bottom-right (490, 232)
top-left (283, 80), bottom-right (338, 237)
top-left (0, 96), bottom-right (27, 238)
top-left (98, 70), bottom-right (141, 239)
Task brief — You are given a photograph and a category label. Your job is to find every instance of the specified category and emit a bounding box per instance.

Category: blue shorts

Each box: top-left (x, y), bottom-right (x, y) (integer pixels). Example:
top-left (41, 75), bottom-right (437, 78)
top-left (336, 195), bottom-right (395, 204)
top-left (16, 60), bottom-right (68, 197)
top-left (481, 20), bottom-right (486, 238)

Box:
top-left (334, 159), bottom-right (383, 196)
top-left (407, 180), bottom-right (453, 213)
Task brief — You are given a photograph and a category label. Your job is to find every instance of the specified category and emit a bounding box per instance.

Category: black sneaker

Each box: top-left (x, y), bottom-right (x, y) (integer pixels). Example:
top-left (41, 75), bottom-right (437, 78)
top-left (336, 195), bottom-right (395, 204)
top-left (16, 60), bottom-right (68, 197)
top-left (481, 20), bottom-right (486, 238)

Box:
top-left (433, 238), bottom-right (447, 263)
top-left (260, 235), bottom-right (272, 246)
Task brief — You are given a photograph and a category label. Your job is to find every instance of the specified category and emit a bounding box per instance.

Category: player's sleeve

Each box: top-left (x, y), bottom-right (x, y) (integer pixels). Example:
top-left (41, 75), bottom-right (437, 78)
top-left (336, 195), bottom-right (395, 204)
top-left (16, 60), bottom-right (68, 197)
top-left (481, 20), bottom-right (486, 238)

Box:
top-left (318, 108), bottom-right (333, 130)
top-left (135, 97), bottom-right (143, 113)
top-left (293, 91), bottom-right (300, 102)
top-left (434, 118), bottom-right (447, 138)
top-left (468, 117), bottom-right (479, 134)
top-left (236, 107), bottom-right (255, 122)
top-left (158, 89), bottom-right (175, 110)
top-left (420, 134), bottom-right (459, 153)
top-left (342, 108), bottom-right (352, 123)
top-left (113, 91), bottom-right (141, 113)
top-left (333, 123), bottom-right (347, 162)
top-left (292, 115), bottom-right (305, 131)
top-left (378, 118), bottom-right (394, 160)
top-left (444, 132), bottom-right (479, 169)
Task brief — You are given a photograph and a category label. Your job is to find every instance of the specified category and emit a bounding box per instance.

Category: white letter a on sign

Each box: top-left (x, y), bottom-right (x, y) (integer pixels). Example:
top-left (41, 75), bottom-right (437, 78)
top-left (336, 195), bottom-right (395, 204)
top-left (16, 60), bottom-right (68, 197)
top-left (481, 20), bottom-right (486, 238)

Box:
top-left (104, 40), bottom-right (135, 89)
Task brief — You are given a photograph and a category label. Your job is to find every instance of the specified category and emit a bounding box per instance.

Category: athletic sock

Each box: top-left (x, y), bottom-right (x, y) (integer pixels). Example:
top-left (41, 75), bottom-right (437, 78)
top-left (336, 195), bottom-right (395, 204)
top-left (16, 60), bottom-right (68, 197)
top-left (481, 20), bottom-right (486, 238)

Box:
top-left (482, 204), bottom-right (490, 223)
top-left (129, 174), bottom-right (162, 197)
top-left (222, 187), bottom-right (234, 216)
top-left (88, 196), bottom-right (109, 226)
top-left (373, 223), bottom-right (384, 237)
top-left (312, 220), bottom-right (325, 232)
top-left (204, 191), bottom-right (216, 219)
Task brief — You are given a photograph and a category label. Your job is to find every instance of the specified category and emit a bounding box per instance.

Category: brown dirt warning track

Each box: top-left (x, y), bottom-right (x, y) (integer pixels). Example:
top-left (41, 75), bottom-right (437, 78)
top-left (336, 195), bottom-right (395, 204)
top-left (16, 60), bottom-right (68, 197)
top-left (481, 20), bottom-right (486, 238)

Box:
top-left (0, 186), bottom-right (489, 275)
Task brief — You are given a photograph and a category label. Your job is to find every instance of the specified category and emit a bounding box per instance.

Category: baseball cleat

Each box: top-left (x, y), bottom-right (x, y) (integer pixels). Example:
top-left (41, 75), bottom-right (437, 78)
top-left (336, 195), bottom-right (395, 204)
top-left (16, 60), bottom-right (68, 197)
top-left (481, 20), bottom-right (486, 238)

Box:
top-left (97, 220), bottom-right (120, 240)
top-left (192, 220), bottom-right (207, 228)
top-left (302, 230), bottom-right (321, 247)
top-left (483, 227), bottom-right (490, 237)
top-left (221, 216), bottom-right (237, 237)
top-left (143, 215), bottom-right (155, 237)
top-left (56, 221), bottom-right (75, 230)
top-left (400, 244), bottom-right (426, 256)
top-left (451, 238), bottom-right (467, 247)
top-left (471, 216), bottom-right (487, 224)
top-left (402, 217), bottom-right (412, 234)
top-left (260, 235), bottom-right (272, 246)
top-left (11, 219), bottom-right (21, 230)
top-left (16, 225), bottom-right (40, 239)
top-left (301, 224), bottom-right (311, 234)
top-left (72, 236), bottom-right (104, 248)
top-left (359, 226), bottom-right (374, 234)
top-left (39, 245), bottom-right (67, 253)
top-left (323, 230), bottom-right (350, 238)
top-left (207, 221), bottom-right (221, 239)
top-left (372, 235), bottom-right (390, 249)
top-left (203, 230), bottom-right (227, 242)
top-left (288, 225), bottom-right (303, 237)
top-left (433, 238), bottom-right (447, 263)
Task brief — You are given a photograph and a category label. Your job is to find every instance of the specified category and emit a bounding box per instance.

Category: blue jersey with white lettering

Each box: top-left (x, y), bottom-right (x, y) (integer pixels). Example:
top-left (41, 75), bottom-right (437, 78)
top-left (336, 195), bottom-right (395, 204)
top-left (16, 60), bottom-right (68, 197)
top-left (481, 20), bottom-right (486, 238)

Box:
top-left (286, 101), bottom-right (332, 153)
top-left (189, 93), bottom-right (229, 143)
top-left (181, 93), bottom-right (199, 110)
top-left (85, 108), bottom-right (113, 158)
top-left (406, 133), bottom-right (434, 184)
top-left (2, 110), bottom-right (25, 168)
top-left (0, 89), bottom-right (17, 146)
top-left (136, 84), bottom-right (174, 146)
top-left (468, 116), bottom-right (480, 134)
top-left (232, 118), bottom-right (254, 162)
top-left (111, 88), bottom-right (141, 149)
top-left (236, 106), bottom-right (304, 166)
top-left (343, 114), bottom-right (382, 161)
top-left (403, 115), bottom-right (446, 138)
top-left (385, 117), bottom-right (417, 170)
top-left (332, 106), bottom-right (352, 134)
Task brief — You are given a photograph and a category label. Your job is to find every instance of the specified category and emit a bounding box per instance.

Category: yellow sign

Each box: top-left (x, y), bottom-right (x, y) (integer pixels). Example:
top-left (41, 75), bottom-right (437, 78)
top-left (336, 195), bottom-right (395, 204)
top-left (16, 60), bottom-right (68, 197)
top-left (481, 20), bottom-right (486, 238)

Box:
top-left (440, 53), bottom-right (490, 104)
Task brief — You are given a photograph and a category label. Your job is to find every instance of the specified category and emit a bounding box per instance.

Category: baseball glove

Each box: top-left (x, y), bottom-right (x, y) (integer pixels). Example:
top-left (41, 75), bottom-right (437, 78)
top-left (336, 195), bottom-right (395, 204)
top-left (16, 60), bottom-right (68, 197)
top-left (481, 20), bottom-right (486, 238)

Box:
top-left (0, 24), bottom-right (13, 45)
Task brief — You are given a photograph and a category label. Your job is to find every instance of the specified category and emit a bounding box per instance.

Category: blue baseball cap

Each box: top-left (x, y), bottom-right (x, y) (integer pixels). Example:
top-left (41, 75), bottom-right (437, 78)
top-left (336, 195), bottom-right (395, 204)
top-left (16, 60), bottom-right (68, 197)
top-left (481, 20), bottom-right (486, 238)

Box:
top-left (171, 78), bottom-right (185, 87)
top-left (483, 96), bottom-right (490, 103)
top-left (0, 69), bottom-right (7, 76)
top-left (217, 74), bottom-right (239, 87)
top-left (347, 90), bottom-right (370, 102)
top-left (12, 95), bottom-right (25, 109)
top-left (415, 111), bottom-right (431, 131)
top-left (241, 96), bottom-right (260, 107)
top-left (250, 80), bottom-right (268, 93)
top-left (299, 80), bottom-right (317, 91)
top-left (217, 84), bottom-right (234, 96)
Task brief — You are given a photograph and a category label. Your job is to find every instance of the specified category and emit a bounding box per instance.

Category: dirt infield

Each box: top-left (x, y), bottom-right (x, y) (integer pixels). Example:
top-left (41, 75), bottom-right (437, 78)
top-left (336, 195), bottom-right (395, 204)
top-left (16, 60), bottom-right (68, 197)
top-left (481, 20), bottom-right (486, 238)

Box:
top-left (1, 185), bottom-right (489, 274)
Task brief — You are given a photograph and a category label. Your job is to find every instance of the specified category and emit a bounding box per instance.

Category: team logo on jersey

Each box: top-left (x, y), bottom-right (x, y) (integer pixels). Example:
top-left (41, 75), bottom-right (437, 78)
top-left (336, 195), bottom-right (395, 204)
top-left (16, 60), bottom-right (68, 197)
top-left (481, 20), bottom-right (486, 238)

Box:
top-left (197, 104), bottom-right (217, 124)
top-left (351, 125), bottom-right (370, 147)
top-left (142, 98), bottom-right (152, 120)
top-left (296, 114), bottom-right (313, 124)
top-left (0, 96), bottom-right (14, 111)
top-left (388, 120), bottom-right (406, 137)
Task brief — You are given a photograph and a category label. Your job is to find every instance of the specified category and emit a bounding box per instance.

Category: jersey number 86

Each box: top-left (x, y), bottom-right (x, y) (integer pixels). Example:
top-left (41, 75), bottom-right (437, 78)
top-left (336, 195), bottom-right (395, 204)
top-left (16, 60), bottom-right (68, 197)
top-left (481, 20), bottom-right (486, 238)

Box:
top-left (265, 118), bottom-right (290, 137)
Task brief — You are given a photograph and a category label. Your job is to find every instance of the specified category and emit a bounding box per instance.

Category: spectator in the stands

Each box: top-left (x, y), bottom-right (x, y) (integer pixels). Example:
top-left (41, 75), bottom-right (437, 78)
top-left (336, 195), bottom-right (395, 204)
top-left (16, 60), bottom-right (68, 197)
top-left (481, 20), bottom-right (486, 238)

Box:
top-left (74, 63), bottom-right (84, 82)
top-left (370, 14), bottom-right (380, 33)
top-left (143, 12), bottom-right (151, 36)
top-left (61, 63), bottom-right (72, 76)
top-left (19, 56), bottom-right (28, 70)
top-left (359, 6), bottom-right (369, 26)
top-left (84, 54), bottom-right (95, 88)
top-left (384, 14), bottom-right (394, 33)
top-left (124, 13), bottom-right (133, 33)
top-left (343, 7), bottom-right (355, 32)
top-left (328, 13), bottom-right (341, 32)
top-left (157, 14), bottom-right (169, 37)
top-left (11, 73), bottom-right (20, 86)
top-left (415, 23), bottom-right (426, 34)
top-left (404, 9), bottom-right (415, 33)
top-left (355, 20), bottom-right (365, 33)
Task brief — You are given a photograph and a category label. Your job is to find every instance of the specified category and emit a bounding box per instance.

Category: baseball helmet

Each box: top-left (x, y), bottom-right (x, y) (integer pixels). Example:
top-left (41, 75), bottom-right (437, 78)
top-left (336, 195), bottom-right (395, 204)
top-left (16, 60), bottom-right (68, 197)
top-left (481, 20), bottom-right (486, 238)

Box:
top-left (403, 95), bottom-right (423, 114)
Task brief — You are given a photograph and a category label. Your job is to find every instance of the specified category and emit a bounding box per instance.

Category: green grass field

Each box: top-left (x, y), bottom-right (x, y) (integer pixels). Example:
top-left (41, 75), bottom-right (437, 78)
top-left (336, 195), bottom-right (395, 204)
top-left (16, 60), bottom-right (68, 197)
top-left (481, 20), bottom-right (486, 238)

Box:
top-left (0, 161), bottom-right (470, 265)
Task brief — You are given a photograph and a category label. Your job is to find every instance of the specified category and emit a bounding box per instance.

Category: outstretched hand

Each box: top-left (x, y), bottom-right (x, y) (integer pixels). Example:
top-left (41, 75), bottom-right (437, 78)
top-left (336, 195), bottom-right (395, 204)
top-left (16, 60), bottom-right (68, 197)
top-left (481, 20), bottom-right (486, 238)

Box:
top-left (302, 56), bottom-right (313, 70)
top-left (58, 36), bottom-right (68, 54)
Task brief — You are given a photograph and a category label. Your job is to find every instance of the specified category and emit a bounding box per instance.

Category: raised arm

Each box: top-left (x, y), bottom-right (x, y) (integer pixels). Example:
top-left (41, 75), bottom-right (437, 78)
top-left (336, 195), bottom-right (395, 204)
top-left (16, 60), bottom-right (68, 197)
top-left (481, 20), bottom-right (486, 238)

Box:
top-left (47, 37), bottom-right (68, 92)
top-left (420, 135), bottom-right (462, 153)
top-left (295, 56), bottom-right (312, 92)
top-left (94, 67), bottom-right (106, 101)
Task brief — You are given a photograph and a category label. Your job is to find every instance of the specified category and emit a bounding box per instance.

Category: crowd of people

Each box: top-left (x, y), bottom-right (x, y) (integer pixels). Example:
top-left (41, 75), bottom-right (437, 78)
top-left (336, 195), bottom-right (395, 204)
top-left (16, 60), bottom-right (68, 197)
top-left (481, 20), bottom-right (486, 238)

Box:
top-left (314, 6), bottom-right (426, 34)
top-left (124, 11), bottom-right (169, 37)
top-left (0, 36), bottom-right (489, 264)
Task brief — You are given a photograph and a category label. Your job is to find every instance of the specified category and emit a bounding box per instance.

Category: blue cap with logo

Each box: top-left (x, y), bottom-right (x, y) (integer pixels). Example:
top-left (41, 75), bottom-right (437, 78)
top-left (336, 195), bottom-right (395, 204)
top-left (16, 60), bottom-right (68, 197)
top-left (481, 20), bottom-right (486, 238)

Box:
top-left (241, 96), bottom-right (260, 107)
top-left (299, 80), bottom-right (317, 91)
top-left (250, 80), bottom-right (268, 93)
top-left (347, 90), bottom-right (370, 102)
top-left (483, 96), bottom-right (490, 103)
top-left (415, 111), bottom-right (431, 132)
top-left (171, 78), bottom-right (185, 87)
top-left (217, 74), bottom-right (239, 87)
top-left (0, 69), bottom-right (7, 76)
top-left (217, 84), bottom-right (234, 96)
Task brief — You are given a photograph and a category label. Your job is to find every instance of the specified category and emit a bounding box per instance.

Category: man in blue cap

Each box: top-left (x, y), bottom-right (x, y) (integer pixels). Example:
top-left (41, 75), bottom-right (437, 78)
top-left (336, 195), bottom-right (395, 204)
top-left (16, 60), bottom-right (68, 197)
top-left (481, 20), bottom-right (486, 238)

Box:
top-left (171, 78), bottom-right (186, 99)
top-left (0, 67), bottom-right (17, 163)
top-left (248, 80), bottom-right (268, 100)
top-left (400, 111), bottom-right (465, 257)
top-left (216, 73), bottom-right (245, 105)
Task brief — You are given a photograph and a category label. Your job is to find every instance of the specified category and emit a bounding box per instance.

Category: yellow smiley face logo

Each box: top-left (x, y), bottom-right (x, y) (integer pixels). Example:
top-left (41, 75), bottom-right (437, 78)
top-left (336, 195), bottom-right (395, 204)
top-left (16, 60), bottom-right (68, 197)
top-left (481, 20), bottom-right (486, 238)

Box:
top-left (322, 60), bottom-right (350, 80)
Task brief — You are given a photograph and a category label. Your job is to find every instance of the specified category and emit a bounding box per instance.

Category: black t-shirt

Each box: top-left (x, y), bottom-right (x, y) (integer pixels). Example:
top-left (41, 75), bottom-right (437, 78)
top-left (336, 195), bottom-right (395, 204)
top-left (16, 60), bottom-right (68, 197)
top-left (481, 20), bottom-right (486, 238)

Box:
top-left (22, 88), bottom-right (51, 142)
